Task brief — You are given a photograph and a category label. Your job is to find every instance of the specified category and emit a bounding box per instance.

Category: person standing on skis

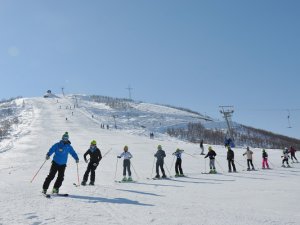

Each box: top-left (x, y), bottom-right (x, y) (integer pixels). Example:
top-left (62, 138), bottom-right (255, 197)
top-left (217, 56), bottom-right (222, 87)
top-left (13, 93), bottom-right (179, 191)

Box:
top-left (282, 148), bottom-right (291, 167)
top-left (200, 139), bottom-right (205, 155)
top-left (172, 148), bottom-right (184, 177)
top-left (154, 145), bottom-right (166, 178)
top-left (289, 146), bottom-right (298, 163)
top-left (227, 146), bottom-right (236, 173)
top-left (43, 132), bottom-right (79, 194)
top-left (204, 146), bottom-right (217, 174)
top-left (262, 149), bottom-right (270, 169)
top-left (81, 140), bottom-right (102, 186)
top-left (243, 147), bottom-right (255, 171)
top-left (117, 145), bottom-right (133, 181)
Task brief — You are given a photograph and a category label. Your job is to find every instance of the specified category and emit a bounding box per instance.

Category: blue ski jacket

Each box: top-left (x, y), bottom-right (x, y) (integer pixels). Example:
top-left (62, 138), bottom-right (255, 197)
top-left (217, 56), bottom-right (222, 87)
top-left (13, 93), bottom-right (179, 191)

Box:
top-left (47, 140), bottom-right (79, 165)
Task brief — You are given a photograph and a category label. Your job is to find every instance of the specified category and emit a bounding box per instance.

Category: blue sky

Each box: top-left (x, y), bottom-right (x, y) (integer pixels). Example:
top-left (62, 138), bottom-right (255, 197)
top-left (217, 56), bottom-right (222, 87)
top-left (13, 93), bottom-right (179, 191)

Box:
top-left (0, 0), bottom-right (299, 138)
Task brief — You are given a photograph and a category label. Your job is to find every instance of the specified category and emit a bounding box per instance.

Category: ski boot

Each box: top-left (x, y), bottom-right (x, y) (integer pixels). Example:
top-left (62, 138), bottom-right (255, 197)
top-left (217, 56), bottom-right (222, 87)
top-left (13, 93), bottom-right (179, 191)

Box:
top-left (282, 164), bottom-right (286, 168)
top-left (42, 189), bottom-right (47, 194)
top-left (175, 173), bottom-right (179, 177)
top-left (179, 174), bottom-right (185, 177)
top-left (212, 169), bottom-right (217, 174)
top-left (89, 181), bottom-right (94, 186)
top-left (228, 170), bottom-right (232, 173)
top-left (122, 176), bottom-right (127, 182)
top-left (209, 169), bottom-right (213, 174)
top-left (154, 174), bottom-right (160, 179)
top-left (52, 188), bottom-right (59, 194)
top-left (127, 176), bottom-right (132, 182)
top-left (162, 174), bottom-right (167, 179)
top-left (287, 164), bottom-right (291, 168)
top-left (81, 180), bottom-right (87, 186)
top-left (247, 168), bottom-right (250, 171)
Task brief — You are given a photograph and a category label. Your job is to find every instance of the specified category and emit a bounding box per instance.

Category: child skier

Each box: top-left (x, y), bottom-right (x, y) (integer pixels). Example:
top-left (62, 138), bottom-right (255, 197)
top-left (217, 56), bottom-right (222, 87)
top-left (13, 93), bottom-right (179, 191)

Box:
top-left (117, 145), bottom-right (133, 181)
top-left (43, 132), bottom-right (79, 194)
top-left (81, 140), bottom-right (102, 186)
top-left (227, 146), bottom-right (236, 173)
top-left (281, 148), bottom-right (291, 167)
top-left (154, 145), bottom-right (167, 178)
top-left (204, 146), bottom-right (217, 174)
top-left (243, 147), bottom-right (255, 171)
top-left (289, 146), bottom-right (298, 163)
top-left (262, 149), bottom-right (270, 169)
top-left (172, 148), bottom-right (184, 177)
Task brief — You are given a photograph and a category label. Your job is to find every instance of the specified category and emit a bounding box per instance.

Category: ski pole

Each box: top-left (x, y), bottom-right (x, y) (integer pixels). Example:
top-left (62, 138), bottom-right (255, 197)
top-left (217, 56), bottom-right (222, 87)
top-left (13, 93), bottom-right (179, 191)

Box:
top-left (150, 157), bottom-right (155, 178)
top-left (30, 159), bottom-right (47, 183)
top-left (102, 148), bottom-right (113, 159)
top-left (164, 162), bottom-right (172, 177)
top-left (215, 158), bottom-right (226, 173)
top-left (170, 156), bottom-right (175, 172)
top-left (131, 161), bottom-right (139, 180)
top-left (204, 157), bottom-right (207, 174)
top-left (114, 158), bottom-right (119, 180)
top-left (76, 163), bottom-right (80, 186)
top-left (183, 151), bottom-right (198, 159)
top-left (235, 159), bottom-right (246, 169)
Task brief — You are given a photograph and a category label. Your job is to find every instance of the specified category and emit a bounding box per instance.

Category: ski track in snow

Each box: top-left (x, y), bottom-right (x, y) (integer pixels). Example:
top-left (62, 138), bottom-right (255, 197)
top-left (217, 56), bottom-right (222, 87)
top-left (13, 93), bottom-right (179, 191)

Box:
top-left (0, 97), bottom-right (299, 225)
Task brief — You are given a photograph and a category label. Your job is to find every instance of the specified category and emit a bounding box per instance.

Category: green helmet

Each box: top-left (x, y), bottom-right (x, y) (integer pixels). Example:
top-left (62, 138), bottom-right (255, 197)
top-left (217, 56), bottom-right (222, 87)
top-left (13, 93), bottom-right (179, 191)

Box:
top-left (124, 145), bottom-right (128, 151)
top-left (91, 140), bottom-right (97, 145)
top-left (157, 145), bottom-right (162, 150)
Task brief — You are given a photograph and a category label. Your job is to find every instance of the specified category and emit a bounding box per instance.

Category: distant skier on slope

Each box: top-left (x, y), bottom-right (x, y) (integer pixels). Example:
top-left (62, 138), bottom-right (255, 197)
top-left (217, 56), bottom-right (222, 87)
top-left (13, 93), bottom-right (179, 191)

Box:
top-left (204, 146), bottom-right (217, 174)
top-left (262, 149), bottom-right (270, 169)
top-left (154, 145), bottom-right (167, 178)
top-left (243, 147), bottom-right (255, 171)
top-left (289, 146), bottom-right (298, 163)
top-left (42, 132), bottom-right (79, 194)
top-left (227, 146), bottom-right (236, 173)
top-left (281, 148), bottom-right (291, 167)
top-left (172, 148), bottom-right (184, 177)
top-left (117, 145), bottom-right (133, 181)
top-left (81, 140), bottom-right (102, 186)
top-left (200, 139), bottom-right (205, 155)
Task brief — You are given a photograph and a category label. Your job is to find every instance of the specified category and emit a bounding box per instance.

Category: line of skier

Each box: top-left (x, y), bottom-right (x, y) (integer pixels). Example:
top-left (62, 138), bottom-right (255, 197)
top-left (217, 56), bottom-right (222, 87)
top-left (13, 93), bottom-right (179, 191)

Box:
top-left (40, 132), bottom-right (299, 195)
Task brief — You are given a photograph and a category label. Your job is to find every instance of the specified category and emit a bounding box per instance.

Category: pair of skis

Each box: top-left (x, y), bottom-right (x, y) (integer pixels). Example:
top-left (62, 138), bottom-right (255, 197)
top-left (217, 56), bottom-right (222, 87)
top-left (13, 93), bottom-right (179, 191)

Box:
top-left (43, 193), bottom-right (69, 198)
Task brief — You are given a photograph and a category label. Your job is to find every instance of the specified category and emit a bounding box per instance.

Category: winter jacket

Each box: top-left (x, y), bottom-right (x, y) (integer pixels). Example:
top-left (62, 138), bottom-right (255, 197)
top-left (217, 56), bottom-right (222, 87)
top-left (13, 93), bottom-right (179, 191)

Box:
top-left (172, 150), bottom-right (184, 159)
top-left (47, 140), bottom-right (79, 165)
top-left (243, 150), bottom-right (253, 160)
top-left (119, 151), bottom-right (133, 160)
top-left (282, 151), bottom-right (289, 159)
top-left (227, 149), bottom-right (234, 160)
top-left (289, 147), bottom-right (296, 154)
top-left (205, 150), bottom-right (216, 160)
top-left (155, 149), bottom-right (166, 162)
top-left (262, 151), bottom-right (268, 159)
top-left (84, 147), bottom-right (102, 163)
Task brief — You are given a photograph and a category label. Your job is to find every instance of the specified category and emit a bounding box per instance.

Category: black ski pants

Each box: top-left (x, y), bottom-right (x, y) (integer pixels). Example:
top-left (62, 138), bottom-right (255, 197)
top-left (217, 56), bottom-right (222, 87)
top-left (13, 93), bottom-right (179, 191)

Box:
top-left (83, 162), bottom-right (98, 182)
top-left (156, 160), bottom-right (165, 176)
top-left (123, 159), bottom-right (131, 176)
top-left (291, 153), bottom-right (298, 161)
top-left (175, 158), bottom-right (183, 175)
top-left (43, 161), bottom-right (66, 190)
top-left (282, 158), bottom-right (289, 165)
top-left (247, 159), bottom-right (254, 169)
top-left (228, 159), bottom-right (236, 172)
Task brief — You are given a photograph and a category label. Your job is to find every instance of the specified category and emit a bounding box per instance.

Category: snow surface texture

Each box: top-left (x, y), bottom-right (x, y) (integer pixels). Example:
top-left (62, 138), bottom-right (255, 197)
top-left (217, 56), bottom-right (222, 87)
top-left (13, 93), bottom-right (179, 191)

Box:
top-left (0, 97), bottom-right (299, 225)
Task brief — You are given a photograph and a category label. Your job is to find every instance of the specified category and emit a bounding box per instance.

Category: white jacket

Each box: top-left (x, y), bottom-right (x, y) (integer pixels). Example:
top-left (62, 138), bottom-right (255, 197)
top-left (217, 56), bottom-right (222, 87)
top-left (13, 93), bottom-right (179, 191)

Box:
top-left (243, 150), bottom-right (253, 160)
top-left (119, 152), bottom-right (133, 160)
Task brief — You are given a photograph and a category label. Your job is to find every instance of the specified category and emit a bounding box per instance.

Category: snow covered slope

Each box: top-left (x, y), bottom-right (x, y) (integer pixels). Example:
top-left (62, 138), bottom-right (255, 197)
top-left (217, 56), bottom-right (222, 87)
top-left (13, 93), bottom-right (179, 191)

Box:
top-left (0, 97), bottom-right (299, 225)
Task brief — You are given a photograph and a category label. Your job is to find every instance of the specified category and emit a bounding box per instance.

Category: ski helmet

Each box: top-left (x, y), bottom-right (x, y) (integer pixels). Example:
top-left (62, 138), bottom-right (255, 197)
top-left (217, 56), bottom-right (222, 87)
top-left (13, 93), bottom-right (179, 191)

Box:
top-left (62, 132), bottom-right (69, 141)
top-left (208, 146), bottom-right (212, 151)
top-left (91, 140), bottom-right (97, 145)
top-left (157, 145), bottom-right (162, 150)
top-left (124, 145), bottom-right (128, 151)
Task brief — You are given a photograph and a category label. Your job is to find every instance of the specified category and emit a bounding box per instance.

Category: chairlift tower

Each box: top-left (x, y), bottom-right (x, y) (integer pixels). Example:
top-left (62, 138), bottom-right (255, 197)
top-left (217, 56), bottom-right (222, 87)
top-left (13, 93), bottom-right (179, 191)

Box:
top-left (219, 106), bottom-right (235, 140)
top-left (126, 85), bottom-right (133, 100)
top-left (61, 87), bottom-right (65, 97)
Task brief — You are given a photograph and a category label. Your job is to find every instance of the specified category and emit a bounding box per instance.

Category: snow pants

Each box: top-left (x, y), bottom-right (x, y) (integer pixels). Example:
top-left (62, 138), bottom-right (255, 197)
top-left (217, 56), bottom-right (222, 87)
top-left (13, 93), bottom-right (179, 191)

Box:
top-left (282, 158), bottom-right (289, 166)
top-left (228, 159), bottom-right (236, 172)
top-left (247, 159), bottom-right (254, 169)
top-left (43, 161), bottom-right (66, 190)
top-left (291, 153), bottom-right (298, 162)
top-left (209, 159), bottom-right (215, 170)
top-left (123, 159), bottom-right (131, 176)
top-left (262, 158), bottom-right (269, 168)
top-left (175, 158), bottom-right (183, 175)
top-left (156, 160), bottom-right (165, 176)
top-left (83, 162), bottom-right (98, 182)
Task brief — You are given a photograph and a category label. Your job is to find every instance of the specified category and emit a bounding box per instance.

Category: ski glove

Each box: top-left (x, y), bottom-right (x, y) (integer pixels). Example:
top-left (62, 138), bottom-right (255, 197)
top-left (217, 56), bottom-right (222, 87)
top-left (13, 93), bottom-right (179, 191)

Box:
top-left (93, 163), bottom-right (98, 167)
top-left (46, 155), bottom-right (50, 160)
top-left (76, 159), bottom-right (79, 163)
top-left (117, 156), bottom-right (121, 158)
top-left (85, 159), bottom-right (88, 163)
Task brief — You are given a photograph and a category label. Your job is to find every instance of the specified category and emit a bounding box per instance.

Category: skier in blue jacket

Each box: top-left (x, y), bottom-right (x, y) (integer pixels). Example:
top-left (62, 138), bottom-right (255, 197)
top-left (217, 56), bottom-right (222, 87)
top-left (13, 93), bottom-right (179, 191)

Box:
top-left (42, 132), bottom-right (79, 194)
